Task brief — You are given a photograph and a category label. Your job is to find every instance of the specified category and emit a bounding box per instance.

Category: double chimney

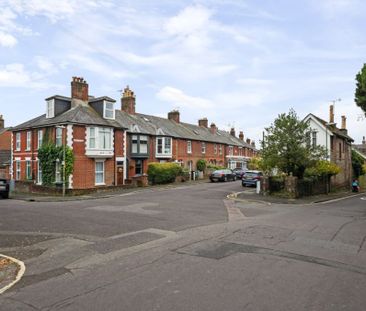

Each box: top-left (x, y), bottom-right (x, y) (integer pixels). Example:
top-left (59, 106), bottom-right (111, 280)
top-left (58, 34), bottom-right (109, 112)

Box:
top-left (329, 104), bottom-right (347, 133)
top-left (168, 110), bottom-right (180, 123)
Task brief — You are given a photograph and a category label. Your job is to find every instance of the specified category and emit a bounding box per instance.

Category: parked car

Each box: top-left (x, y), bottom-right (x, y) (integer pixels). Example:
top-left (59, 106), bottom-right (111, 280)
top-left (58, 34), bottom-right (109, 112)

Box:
top-left (0, 178), bottom-right (9, 199)
top-left (210, 169), bottom-right (236, 182)
top-left (232, 168), bottom-right (247, 179)
top-left (242, 170), bottom-right (263, 187)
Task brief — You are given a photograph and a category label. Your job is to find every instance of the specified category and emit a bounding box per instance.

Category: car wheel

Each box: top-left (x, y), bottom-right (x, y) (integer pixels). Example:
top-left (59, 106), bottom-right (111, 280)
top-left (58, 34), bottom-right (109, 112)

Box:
top-left (224, 176), bottom-right (227, 182)
top-left (2, 193), bottom-right (9, 199)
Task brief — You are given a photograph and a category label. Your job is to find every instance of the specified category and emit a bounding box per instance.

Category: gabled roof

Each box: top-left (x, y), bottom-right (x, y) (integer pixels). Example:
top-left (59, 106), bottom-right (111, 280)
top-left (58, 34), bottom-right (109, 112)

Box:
top-left (304, 113), bottom-right (354, 142)
top-left (12, 105), bottom-right (123, 131)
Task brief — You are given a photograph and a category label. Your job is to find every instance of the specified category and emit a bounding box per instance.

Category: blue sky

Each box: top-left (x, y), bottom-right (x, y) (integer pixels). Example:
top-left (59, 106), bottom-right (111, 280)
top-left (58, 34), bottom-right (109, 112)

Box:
top-left (0, 0), bottom-right (365, 144)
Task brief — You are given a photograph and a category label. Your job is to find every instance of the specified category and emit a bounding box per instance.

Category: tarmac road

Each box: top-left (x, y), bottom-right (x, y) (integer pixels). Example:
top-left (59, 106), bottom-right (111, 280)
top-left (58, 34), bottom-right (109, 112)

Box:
top-left (0, 181), bottom-right (365, 310)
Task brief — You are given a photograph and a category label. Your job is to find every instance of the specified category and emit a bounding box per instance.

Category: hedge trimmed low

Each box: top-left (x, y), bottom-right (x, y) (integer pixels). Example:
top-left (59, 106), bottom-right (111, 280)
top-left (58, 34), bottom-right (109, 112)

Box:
top-left (147, 162), bottom-right (183, 184)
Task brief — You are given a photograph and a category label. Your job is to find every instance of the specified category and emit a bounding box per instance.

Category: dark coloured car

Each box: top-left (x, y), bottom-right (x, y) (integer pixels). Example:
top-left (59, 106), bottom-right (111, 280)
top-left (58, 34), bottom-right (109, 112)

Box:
top-left (209, 169), bottom-right (236, 182)
top-left (242, 170), bottom-right (263, 187)
top-left (0, 178), bottom-right (9, 199)
top-left (232, 168), bottom-right (247, 179)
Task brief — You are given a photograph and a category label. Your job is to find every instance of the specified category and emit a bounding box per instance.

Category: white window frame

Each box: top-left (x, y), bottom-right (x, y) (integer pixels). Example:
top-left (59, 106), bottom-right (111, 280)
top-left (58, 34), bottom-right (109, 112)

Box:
top-left (139, 135), bottom-right (148, 154)
top-left (219, 144), bottom-right (222, 155)
top-left (229, 146), bottom-right (233, 156)
top-left (55, 160), bottom-right (61, 183)
top-left (187, 141), bottom-right (192, 154)
top-left (312, 131), bottom-right (317, 148)
top-left (201, 142), bottom-right (206, 154)
top-left (46, 99), bottom-right (55, 118)
top-left (214, 144), bottom-right (217, 154)
top-left (26, 159), bottom-right (31, 179)
top-left (15, 132), bottom-right (21, 151)
top-left (156, 137), bottom-right (172, 157)
top-left (103, 100), bottom-right (115, 120)
top-left (37, 159), bottom-right (42, 185)
top-left (38, 130), bottom-right (43, 149)
top-left (26, 131), bottom-right (31, 151)
top-left (87, 127), bottom-right (113, 150)
top-left (239, 147), bottom-right (243, 156)
top-left (15, 159), bottom-right (21, 180)
top-left (56, 127), bottom-right (63, 147)
top-left (95, 160), bottom-right (105, 185)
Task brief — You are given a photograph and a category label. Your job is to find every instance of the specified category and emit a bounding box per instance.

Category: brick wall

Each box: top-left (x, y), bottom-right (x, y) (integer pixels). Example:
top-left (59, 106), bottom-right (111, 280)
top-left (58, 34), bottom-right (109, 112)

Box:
top-left (330, 135), bottom-right (352, 188)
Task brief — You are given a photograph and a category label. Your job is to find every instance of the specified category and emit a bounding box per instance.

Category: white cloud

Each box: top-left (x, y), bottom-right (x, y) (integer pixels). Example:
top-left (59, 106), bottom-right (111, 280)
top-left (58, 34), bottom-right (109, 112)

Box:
top-left (164, 5), bottom-right (212, 37)
top-left (0, 31), bottom-right (17, 47)
top-left (157, 86), bottom-right (213, 109)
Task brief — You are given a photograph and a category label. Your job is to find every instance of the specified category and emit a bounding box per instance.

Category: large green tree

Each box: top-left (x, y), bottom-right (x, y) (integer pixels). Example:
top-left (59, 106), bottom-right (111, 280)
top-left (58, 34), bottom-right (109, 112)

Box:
top-left (261, 109), bottom-right (326, 178)
top-left (355, 63), bottom-right (366, 116)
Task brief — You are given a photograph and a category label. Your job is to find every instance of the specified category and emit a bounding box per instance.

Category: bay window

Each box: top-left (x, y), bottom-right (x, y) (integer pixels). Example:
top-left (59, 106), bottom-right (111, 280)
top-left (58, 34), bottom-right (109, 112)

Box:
top-left (131, 135), bottom-right (148, 155)
top-left (86, 127), bottom-right (114, 158)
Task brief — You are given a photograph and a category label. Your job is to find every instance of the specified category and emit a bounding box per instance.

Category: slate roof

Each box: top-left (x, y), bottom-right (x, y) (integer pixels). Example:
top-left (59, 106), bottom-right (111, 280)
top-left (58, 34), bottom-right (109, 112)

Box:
top-left (115, 110), bottom-right (255, 149)
top-left (12, 98), bottom-right (256, 150)
top-left (12, 105), bottom-right (122, 130)
top-left (306, 114), bottom-right (354, 142)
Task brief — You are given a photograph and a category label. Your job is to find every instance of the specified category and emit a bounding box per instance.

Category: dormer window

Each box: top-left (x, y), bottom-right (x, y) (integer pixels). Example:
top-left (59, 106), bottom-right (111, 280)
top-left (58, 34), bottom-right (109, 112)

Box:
top-left (46, 99), bottom-right (55, 118)
top-left (103, 101), bottom-right (115, 119)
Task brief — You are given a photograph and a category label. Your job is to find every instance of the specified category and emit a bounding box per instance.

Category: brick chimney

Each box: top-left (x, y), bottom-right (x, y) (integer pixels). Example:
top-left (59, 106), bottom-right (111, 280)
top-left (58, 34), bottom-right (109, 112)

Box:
top-left (251, 141), bottom-right (256, 147)
top-left (0, 115), bottom-right (4, 129)
top-left (121, 86), bottom-right (136, 114)
top-left (341, 115), bottom-right (346, 129)
top-left (198, 118), bottom-right (208, 128)
top-left (168, 110), bottom-right (180, 123)
top-left (246, 138), bottom-right (251, 144)
top-left (71, 77), bottom-right (89, 107)
top-left (210, 123), bottom-right (217, 135)
top-left (329, 104), bottom-right (335, 124)
top-left (239, 131), bottom-right (244, 141)
top-left (363, 136), bottom-right (365, 145)
top-left (230, 128), bottom-right (236, 137)
top-left (340, 115), bottom-right (348, 135)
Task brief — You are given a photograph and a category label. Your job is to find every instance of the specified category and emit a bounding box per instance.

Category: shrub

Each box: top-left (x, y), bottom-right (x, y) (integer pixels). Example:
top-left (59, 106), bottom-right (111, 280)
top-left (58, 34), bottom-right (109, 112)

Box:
top-left (147, 162), bottom-right (183, 184)
top-left (206, 164), bottom-right (226, 170)
top-left (196, 159), bottom-right (206, 172)
top-left (304, 160), bottom-right (340, 178)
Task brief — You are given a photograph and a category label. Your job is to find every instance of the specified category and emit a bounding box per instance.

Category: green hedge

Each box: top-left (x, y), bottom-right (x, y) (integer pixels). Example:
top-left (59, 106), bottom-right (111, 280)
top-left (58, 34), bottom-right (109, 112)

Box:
top-left (147, 162), bottom-right (183, 184)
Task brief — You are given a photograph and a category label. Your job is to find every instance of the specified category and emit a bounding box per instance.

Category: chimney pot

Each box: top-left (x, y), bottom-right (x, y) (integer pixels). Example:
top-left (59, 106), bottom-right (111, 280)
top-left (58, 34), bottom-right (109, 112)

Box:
top-left (341, 115), bottom-right (346, 130)
top-left (329, 104), bottom-right (335, 124)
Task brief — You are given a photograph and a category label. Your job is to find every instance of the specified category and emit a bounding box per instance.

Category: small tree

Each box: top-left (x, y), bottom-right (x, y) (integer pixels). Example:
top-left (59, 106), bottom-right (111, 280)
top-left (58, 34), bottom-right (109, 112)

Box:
top-left (352, 150), bottom-right (366, 177)
top-left (196, 159), bottom-right (206, 172)
top-left (261, 109), bottom-right (326, 178)
top-left (305, 160), bottom-right (341, 178)
top-left (355, 63), bottom-right (366, 116)
top-left (247, 157), bottom-right (263, 170)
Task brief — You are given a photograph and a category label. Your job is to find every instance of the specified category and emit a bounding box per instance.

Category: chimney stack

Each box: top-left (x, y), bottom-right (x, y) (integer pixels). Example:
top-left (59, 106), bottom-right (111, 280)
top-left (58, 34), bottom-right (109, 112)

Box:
top-left (0, 115), bottom-right (4, 129)
top-left (239, 131), bottom-right (244, 141)
top-left (230, 128), bottom-right (236, 137)
top-left (329, 104), bottom-right (335, 124)
top-left (251, 141), bottom-right (256, 147)
top-left (168, 110), bottom-right (180, 123)
top-left (198, 118), bottom-right (208, 128)
top-left (71, 77), bottom-right (89, 107)
top-left (246, 138), bottom-right (251, 144)
top-left (210, 123), bottom-right (217, 135)
top-left (362, 136), bottom-right (365, 145)
top-left (121, 86), bottom-right (136, 115)
top-left (341, 115), bottom-right (346, 130)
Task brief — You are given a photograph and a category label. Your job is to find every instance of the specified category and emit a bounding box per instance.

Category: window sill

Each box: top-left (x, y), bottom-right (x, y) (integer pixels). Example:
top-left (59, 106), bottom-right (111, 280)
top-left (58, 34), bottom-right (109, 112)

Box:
top-left (95, 183), bottom-right (106, 186)
top-left (155, 154), bottom-right (172, 158)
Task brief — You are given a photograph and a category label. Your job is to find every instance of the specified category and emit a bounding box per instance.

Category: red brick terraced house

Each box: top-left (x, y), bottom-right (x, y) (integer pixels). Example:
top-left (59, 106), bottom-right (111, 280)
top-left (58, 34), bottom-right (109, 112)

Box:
top-left (0, 115), bottom-right (12, 179)
top-left (11, 78), bottom-right (126, 191)
top-left (117, 86), bottom-right (257, 180)
top-left (11, 78), bottom-right (258, 191)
